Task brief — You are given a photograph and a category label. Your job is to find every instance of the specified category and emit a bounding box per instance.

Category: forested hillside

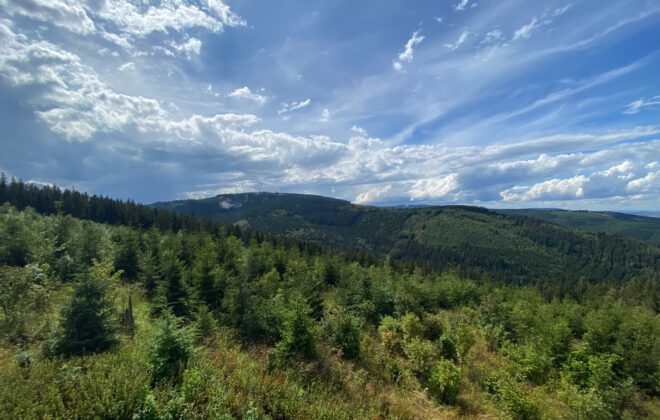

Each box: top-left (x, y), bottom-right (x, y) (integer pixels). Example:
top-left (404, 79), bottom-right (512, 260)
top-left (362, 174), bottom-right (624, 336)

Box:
top-left (154, 192), bottom-right (660, 287)
top-left (497, 209), bottom-right (660, 247)
top-left (0, 180), bottom-right (659, 419)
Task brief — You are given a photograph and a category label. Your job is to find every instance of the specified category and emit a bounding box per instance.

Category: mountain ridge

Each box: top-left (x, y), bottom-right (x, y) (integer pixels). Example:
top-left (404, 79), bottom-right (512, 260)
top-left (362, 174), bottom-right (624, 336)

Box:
top-left (153, 192), bottom-right (660, 285)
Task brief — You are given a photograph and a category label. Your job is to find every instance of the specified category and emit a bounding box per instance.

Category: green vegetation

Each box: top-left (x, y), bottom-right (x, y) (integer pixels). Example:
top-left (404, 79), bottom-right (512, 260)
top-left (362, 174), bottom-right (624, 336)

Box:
top-left (0, 179), bottom-right (659, 418)
top-left (499, 208), bottom-right (660, 246)
top-left (154, 192), bottom-right (660, 285)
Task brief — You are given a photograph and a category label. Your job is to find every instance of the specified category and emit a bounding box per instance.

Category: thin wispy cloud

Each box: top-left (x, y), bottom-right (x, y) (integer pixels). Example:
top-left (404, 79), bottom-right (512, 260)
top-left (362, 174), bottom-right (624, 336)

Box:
top-left (278, 99), bottom-right (311, 114)
top-left (445, 29), bottom-right (471, 51)
top-left (624, 95), bottom-right (660, 114)
top-left (393, 30), bottom-right (425, 72)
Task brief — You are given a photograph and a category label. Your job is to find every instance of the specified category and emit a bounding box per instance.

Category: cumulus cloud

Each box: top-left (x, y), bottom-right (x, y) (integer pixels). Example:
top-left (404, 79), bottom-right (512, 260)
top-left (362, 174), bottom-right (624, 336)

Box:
top-left (170, 37), bottom-right (202, 58)
top-left (228, 86), bottom-right (267, 105)
top-left (278, 99), bottom-right (311, 114)
top-left (0, 0), bottom-right (244, 58)
top-left (624, 95), bottom-right (660, 114)
top-left (393, 30), bottom-right (425, 72)
top-left (0, 0), bottom-right (95, 35)
top-left (410, 174), bottom-right (460, 200)
top-left (355, 184), bottom-right (392, 204)
top-left (95, 0), bottom-right (244, 38)
top-left (500, 160), bottom-right (659, 202)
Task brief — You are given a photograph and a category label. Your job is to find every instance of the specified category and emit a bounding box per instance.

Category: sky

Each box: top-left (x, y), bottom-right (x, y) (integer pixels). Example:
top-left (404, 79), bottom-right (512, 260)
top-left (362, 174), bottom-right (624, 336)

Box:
top-left (1, 0), bottom-right (659, 210)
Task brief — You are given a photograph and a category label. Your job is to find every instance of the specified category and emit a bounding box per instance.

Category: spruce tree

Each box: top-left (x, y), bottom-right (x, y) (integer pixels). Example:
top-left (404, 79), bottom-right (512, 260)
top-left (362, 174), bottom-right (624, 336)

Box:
top-left (54, 261), bottom-right (118, 356)
top-left (158, 250), bottom-right (188, 317)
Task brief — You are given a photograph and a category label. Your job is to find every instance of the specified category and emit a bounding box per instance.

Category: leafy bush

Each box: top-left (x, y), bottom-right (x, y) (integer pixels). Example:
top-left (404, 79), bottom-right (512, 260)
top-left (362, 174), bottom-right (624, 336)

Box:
top-left (403, 338), bottom-right (437, 377)
top-left (428, 359), bottom-right (461, 404)
top-left (484, 369), bottom-right (540, 419)
top-left (322, 308), bottom-right (362, 360)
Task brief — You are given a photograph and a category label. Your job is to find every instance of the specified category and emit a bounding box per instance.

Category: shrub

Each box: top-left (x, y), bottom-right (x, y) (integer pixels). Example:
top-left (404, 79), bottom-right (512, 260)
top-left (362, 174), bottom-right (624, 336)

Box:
top-left (403, 338), bottom-right (437, 377)
top-left (323, 308), bottom-right (362, 360)
top-left (428, 359), bottom-right (461, 404)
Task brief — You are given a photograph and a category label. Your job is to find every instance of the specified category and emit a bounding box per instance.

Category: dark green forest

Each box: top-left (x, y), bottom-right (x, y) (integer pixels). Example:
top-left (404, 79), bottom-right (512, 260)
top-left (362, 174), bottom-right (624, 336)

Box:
top-left (154, 192), bottom-right (660, 287)
top-left (498, 209), bottom-right (660, 247)
top-left (0, 177), bottom-right (659, 419)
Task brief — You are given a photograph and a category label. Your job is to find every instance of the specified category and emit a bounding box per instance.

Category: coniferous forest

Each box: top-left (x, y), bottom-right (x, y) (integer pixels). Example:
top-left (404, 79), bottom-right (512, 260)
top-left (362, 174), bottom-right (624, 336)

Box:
top-left (0, 177), bottom-right (659, 419)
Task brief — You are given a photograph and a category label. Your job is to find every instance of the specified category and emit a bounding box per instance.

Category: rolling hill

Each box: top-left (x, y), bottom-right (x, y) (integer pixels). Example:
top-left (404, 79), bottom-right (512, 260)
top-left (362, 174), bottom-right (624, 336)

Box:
top-left (497, 209), bottom-right (660, 246)
top-left (153, 193), bottom-right (660, 285)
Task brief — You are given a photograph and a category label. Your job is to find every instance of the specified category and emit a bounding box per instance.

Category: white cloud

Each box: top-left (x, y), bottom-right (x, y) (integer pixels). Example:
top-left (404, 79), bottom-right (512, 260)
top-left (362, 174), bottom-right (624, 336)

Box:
top-left (501, 176), bottom-right (586, 201)
top-left (351, 125), bottom-right (368, 137)
top-left (445, 29), bottom-right (471, 51)
top-left (482, 29), bottom-right (503, 45)
top-left (500, 159), bottom-right (660, 202)
top-left (410, 174), bottom-right (460, 200)
top-left (170, 37), bottom-right (202, 58)
top-left (278, 99), bottom-right (311, 114)
top-left (393, 30), bottom-right (425, 72)
top-left (434, 16), bottom-right (444, 23)
top-left (96, 0), bottom-right (244, 38)
top-left (319, 108), bottom-right (330, 122)
top-left (118, 62), bottom-right (135, 72)
top-left (227, 86), bottom-right (267, 105)
top-left (101, 31), bottom-right (133, 51)
top-left (623, 95), bottom-right (660, 114)
top-left (0, 0), bottom-right (95, 35)
top-left (355, 184), bottom-right (392, 204)
top-left (513, 17), bottom-right (540, 41)
top-left (453, 0), bottom-right (472, 12)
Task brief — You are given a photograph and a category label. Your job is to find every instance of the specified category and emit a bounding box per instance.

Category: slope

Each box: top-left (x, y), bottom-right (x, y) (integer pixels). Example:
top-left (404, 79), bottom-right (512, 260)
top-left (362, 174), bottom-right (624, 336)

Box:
top-left (153, 193), bottom-right (660, 285)
top-left (497, 209), bottom-right (660, 246)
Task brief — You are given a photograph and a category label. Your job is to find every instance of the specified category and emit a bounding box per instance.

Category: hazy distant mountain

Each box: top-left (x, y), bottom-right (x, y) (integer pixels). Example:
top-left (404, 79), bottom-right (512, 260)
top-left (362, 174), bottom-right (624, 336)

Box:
top-left (154, 193), bottom-right (659, 284)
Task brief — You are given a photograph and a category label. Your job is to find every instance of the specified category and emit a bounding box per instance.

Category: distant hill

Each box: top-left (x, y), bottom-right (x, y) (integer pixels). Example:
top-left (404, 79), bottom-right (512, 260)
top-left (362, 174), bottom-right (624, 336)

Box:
top-left (153, 193), bottom-right (659, 285)
top-left (497, 209), bottom-right (660, 246)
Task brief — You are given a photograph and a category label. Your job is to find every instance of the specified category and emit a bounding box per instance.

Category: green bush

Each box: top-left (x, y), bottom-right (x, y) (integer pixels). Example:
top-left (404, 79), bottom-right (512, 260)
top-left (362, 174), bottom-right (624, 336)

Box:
top-left (323, 308), bottom-right (362, 360)
top-left (428, 359), bottom-right (461, 404)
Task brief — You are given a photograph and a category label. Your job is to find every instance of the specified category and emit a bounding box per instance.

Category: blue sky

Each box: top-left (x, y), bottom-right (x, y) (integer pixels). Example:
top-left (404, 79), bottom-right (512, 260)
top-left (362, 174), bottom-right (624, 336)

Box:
top-left (1, 0), bottom-right (659, 209)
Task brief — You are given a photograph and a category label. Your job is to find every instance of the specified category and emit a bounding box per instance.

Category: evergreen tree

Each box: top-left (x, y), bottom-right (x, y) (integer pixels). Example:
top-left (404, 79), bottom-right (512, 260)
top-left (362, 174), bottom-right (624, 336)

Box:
top-left (139, 228), bottom-right (161, 298)
top-left (271, 293), bottom-right (318, 364)
top-left (148, 312), bottom-right (192, 384)
top-left (158, 250), bottom-right (188, 317)
top-left (53, 260), bottom-right (118, 356)
top-left (190, 244), bottom-right (221, 310)
top-left (113, 228), bottom-right (140, 281)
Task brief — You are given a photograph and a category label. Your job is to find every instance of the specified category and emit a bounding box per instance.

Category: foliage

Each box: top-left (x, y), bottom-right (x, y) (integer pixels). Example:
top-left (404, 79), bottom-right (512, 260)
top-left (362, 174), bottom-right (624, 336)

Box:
top-left (51, 260), bottom-right (119, 357)
top-left (148, 312), bottom-right (193, 384)
top-left (0, 189), bottom-right (659, 419)
top-left (428, 359), bottom-right (461, 404)
top-left (322, 308), bottom-right (362, 360)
